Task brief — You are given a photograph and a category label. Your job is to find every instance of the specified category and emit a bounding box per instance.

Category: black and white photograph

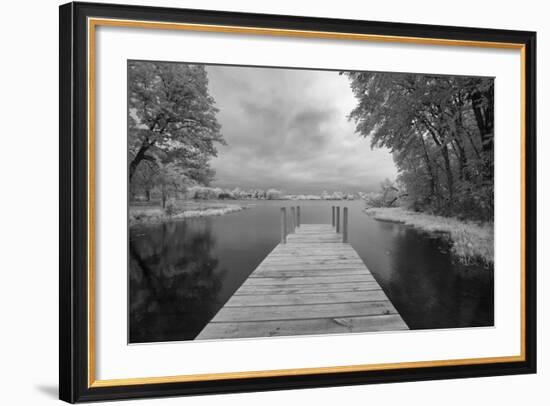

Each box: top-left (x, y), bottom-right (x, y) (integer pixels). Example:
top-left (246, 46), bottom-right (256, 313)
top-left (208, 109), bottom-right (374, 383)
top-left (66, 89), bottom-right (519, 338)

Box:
top-left (128, 61), bottom-right (495, 343)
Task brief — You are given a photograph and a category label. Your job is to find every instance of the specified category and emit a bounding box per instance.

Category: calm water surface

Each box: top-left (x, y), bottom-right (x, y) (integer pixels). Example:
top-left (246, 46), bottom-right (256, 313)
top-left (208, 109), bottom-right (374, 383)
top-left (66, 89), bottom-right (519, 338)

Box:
top-left (129, 200), bottom-right (493, 343)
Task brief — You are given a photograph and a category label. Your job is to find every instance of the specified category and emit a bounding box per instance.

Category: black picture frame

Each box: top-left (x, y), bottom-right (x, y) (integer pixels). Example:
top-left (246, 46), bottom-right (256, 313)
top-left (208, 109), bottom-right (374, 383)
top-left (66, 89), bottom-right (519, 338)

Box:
top-left (59, 1), bottom-right (537, 403)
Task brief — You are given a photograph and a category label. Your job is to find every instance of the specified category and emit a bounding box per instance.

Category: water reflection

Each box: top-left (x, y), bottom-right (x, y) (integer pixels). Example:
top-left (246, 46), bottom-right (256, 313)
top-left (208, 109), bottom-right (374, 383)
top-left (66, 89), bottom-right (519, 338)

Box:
top-left (129, 221), bottom-right (226, 342)
top-left (378, 222), bottom-right (493, 329)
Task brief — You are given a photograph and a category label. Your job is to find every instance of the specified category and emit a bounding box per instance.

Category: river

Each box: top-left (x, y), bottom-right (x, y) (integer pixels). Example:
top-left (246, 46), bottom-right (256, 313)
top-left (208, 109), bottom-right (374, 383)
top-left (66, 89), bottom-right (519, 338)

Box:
top-left (129, 200), bottom-right (493, 343)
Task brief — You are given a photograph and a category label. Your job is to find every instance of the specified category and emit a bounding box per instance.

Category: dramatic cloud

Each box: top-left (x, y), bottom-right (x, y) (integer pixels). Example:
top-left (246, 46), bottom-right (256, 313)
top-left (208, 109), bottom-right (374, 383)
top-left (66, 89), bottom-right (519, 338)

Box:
top-left (206, 65), bottom-right (397, 194)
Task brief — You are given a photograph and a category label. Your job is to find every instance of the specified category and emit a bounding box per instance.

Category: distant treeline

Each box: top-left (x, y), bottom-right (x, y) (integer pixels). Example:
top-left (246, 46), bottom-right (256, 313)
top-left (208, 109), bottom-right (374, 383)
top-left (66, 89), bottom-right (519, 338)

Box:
top-left (189, 187), bottom-right (282, 200)
top-left (132, 186), bottom-right (357, 202)
top-left (346, 72), bottom-right (494, 221)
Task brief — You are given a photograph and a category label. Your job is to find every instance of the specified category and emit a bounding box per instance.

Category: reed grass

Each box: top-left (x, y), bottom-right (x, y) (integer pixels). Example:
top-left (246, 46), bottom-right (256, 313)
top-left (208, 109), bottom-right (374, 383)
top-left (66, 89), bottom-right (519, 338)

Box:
top-left (129, 202), bottom-right (246, 226)
top-left (365, 207), bottom-right (493, 267)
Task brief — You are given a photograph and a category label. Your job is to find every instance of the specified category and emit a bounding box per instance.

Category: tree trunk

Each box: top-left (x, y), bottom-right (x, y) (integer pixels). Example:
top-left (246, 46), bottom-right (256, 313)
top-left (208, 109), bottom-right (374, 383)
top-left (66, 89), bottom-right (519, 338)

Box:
top-left (451, 136), bottom-right (469, 182)
top-left (441, 143), bottom-right (454, 202)
top-left (449, 104), bottom-right (471, 182)
top-left (464, 128), bottom-right (482, 160)
top-left (129, 140), bottom-right (156, 180)
top-left (129, 144), bottom-right (148, 180)
top-left (423, 124), bottom-right (453, 204)
top-left (419, 134), bottom-right (437, 202)
top-left (471, 90), bottom-right (494, 154)
top-left (470, 89), bottom-right (494, 180)
top-left (162, 190), bottom-right (167, 209)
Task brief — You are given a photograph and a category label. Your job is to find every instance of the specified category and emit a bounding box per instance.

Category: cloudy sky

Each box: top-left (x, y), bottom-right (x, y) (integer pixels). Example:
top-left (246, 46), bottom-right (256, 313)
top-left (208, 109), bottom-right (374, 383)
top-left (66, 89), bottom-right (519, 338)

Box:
top-left (206, 65), bottom-right (396, 194)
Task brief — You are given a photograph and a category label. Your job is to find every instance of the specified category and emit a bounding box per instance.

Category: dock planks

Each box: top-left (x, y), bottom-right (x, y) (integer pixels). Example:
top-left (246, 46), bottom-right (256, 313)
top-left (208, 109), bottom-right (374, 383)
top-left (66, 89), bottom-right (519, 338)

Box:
top-left (196, 223), bottom-right (408, 339)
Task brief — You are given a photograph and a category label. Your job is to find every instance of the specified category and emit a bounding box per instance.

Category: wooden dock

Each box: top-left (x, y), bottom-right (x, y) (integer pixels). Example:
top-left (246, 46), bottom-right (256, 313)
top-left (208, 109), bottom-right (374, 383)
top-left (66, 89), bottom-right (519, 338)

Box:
top-left (196, 206), bottom-right (408, 340)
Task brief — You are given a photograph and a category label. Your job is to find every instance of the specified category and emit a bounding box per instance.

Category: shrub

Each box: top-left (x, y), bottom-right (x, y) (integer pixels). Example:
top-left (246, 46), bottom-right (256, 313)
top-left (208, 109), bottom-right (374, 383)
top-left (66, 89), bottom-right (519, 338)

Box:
top-left (164, 201), bottom-right (177, 216)
top-left (266, 188), bottom-right (282, 200)
top-left (187, 186), bottom-right (221, 199)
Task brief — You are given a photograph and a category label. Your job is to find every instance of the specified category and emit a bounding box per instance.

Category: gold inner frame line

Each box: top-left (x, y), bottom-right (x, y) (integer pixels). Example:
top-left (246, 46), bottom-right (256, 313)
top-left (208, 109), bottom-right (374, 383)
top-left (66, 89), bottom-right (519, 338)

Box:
top-left (87, 17), bottom-right (527, 388)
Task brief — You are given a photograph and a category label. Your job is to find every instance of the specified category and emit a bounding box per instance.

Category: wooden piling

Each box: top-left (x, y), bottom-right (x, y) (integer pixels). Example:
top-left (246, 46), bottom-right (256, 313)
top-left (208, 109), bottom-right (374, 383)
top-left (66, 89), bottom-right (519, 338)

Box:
top-left (336, 206), bottom-right (340, 233)
top-left (343, 207), bottom-right (349, 243)
top-left (297, 206), bottom-right (301, 227)
top-left (290, 207), bottom-right (296, 233)
top-left (280, 208), bottom-right (287, 243)
top-left (331, 206), bottom-right (335, 227)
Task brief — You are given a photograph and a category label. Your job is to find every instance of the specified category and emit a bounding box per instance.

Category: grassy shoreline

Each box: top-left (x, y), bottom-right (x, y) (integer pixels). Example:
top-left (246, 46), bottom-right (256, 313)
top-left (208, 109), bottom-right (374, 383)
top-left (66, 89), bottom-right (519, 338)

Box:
top-left (364, 207), bottom-right (493, 267)
top-left (130, 201), bottom-right (247, 227)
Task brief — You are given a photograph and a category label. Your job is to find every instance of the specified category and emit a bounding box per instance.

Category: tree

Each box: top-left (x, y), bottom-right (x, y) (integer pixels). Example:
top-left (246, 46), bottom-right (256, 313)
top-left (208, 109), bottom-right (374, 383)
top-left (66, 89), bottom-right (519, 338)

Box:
top-left (130, 158), bottom-right (158, 201)
top-left (345, 71), bottom-right (494, 220)
top-left (154, 160), bottom-right (186, 209)
top-left (128, 61), bottom-right (224, 186)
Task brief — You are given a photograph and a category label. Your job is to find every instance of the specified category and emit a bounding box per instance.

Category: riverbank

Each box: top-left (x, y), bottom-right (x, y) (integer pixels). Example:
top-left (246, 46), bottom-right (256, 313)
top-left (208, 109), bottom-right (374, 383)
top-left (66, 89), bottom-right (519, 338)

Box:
top-left (364, 207), bottom-right (493, 267)
top-left (130, 201), bottom-right (247, 226)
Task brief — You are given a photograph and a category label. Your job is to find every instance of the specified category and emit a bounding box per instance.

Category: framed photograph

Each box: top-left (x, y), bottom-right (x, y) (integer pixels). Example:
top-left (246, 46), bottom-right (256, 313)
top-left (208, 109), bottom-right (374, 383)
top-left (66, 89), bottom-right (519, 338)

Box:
top-left (59, 1), bottom-right (536, 403)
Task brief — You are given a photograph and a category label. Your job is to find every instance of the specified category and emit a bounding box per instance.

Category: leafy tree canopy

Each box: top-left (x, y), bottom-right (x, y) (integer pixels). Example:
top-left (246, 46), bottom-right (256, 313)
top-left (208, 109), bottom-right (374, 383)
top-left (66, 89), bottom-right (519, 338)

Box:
top-left (128, 61), bottom-right (225, 205)
top-left (346, 71), bottom-right (494, 221)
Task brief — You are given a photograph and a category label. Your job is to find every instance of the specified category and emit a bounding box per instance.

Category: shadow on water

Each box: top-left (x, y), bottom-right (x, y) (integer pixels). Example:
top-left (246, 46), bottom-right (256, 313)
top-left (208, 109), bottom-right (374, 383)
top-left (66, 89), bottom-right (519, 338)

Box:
top-left (129, 221), bottom-right (226, 342)
top-left (129, 200), bottom-right (493, 343)
top-left (361, 221), bottom-right (494, 329)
